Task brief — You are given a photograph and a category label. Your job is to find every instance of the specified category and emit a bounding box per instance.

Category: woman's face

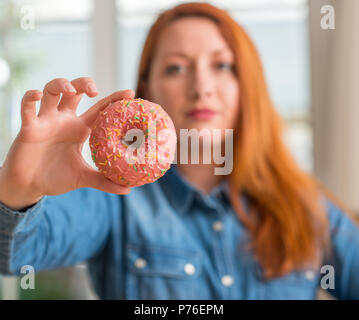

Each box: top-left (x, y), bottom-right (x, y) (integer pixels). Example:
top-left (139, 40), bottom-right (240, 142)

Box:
top-left (146, 16), bottom-right (240, 136)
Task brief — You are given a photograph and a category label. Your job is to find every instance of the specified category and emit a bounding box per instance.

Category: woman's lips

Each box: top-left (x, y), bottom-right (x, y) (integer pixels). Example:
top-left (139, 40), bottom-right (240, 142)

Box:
top-left (188, 109), bottom-right (217, 121)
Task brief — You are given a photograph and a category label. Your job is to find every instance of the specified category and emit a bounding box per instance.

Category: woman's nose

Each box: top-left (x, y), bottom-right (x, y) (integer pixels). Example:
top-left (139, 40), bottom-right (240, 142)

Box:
top-left (188, 65), bottom-right (213, 100)
top-left (190, 86), bottom-right (211, 100)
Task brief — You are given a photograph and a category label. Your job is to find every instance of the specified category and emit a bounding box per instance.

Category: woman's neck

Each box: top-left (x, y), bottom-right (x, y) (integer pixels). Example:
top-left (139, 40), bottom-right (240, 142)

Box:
top-left (175, 163), bottom-right (224, 195)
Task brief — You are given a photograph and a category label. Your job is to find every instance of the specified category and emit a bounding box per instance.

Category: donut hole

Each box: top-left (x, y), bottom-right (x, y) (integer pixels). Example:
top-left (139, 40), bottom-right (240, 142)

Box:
top-left (123, 135), bottom-right (138, 146)
top-left (122, 128), bottom-right (145, 157)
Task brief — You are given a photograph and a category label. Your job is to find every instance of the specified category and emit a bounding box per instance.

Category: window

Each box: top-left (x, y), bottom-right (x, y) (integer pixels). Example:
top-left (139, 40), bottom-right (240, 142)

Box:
top-left (0, 0), bottom-right (93, 161)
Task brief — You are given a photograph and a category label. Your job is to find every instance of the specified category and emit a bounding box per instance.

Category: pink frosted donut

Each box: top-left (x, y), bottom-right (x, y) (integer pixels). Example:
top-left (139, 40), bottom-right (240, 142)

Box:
top-left (89, 98), bottom-right (177, 187)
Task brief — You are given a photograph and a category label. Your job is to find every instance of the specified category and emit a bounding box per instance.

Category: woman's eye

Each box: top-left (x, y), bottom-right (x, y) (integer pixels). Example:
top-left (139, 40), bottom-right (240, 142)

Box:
top-left (216, 62), bottom-right (234, 71)
top-left (165, 65), bottom-right (184, 75)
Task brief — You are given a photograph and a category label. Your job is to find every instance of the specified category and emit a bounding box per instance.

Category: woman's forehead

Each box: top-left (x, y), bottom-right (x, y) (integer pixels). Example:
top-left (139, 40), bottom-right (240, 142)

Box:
top-left (156, 17), bottom-right (232, 58)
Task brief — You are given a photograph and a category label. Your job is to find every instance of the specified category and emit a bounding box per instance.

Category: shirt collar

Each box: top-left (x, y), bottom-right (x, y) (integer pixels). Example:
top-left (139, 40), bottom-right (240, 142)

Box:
top-left (158, 164), bottom-right (233, 214)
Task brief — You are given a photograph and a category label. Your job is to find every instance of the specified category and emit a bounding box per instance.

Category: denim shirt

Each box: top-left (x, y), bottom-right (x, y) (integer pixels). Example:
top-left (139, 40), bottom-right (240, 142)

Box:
top-left (0, 164), bottom-right (359, 300)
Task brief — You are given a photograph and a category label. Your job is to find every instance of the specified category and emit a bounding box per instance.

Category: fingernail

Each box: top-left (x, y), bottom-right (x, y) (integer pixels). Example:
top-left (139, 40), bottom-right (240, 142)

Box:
top-left (88, 83), bottom-right (98, 93)
top-left (64, 83), bottom-right (76, 93)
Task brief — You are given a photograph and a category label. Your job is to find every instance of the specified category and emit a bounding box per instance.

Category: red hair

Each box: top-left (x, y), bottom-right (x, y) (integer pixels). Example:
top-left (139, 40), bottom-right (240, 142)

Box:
top-left (135, 2), bottom-right (356, 279)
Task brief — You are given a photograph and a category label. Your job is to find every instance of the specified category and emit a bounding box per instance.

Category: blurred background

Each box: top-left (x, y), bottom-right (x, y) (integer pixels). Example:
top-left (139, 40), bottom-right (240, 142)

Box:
top-left (0, 0), bottom-right (357, 299)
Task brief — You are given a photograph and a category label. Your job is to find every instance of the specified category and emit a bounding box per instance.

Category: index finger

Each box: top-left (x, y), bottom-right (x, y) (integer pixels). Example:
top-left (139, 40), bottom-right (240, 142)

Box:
top-left (58, 77), bottom-right (99, 113)
top-left (79, 89), bottom-right (135, 127)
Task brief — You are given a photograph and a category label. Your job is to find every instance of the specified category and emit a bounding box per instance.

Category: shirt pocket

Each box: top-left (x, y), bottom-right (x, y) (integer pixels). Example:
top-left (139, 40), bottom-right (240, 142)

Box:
top-left (125, 244), bottom-right (203, 300)
top-left (257, 269), bottom-right (319, 300)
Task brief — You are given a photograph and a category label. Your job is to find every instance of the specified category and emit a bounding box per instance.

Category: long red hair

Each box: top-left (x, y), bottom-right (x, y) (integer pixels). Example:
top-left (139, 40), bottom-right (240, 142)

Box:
top-left (135, 2), bottom-right (356, 279)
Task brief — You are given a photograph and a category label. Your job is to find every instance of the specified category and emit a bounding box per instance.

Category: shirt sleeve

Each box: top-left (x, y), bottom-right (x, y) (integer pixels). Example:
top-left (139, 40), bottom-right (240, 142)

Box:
top-left (0, 187), bottom-right (120, 276)
top-left (322, 196), bottom-right (359, 299)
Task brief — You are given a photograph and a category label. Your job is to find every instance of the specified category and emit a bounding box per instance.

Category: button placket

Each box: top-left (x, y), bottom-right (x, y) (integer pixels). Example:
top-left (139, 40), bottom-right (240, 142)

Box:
top-left (212, 205), bottom-right (237, 298)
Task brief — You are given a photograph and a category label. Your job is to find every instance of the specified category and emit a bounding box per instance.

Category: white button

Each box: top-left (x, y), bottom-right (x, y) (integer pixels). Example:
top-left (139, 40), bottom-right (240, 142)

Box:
top-left (305, 270), bottom-right (315, 280)
top-left (134, 258), bottom-right (147, 269)
top-left (213, 221), bottom-right (223, 232)
top-left (184, 263), bottom-right (196, 275)
top-left (221, 275), bottom-right (234, 287)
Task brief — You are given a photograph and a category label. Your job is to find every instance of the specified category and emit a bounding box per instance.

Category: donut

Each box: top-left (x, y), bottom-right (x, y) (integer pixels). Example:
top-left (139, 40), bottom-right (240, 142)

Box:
top-left (89, 98), bottom-right (177, 187)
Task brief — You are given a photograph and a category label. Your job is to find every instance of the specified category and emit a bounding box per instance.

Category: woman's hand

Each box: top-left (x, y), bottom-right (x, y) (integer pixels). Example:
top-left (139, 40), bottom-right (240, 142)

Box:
top-left (0, 77), bottom-right (134, 210)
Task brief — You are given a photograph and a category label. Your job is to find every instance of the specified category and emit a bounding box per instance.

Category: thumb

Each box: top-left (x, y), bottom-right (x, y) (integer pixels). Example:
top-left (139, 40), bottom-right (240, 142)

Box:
top-left (78, 167), bottom-right (131, 195)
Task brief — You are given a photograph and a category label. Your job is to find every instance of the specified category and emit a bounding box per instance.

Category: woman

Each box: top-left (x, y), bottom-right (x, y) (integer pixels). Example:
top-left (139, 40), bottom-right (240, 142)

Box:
top-left (0, 2), bottom-right (358, 299)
